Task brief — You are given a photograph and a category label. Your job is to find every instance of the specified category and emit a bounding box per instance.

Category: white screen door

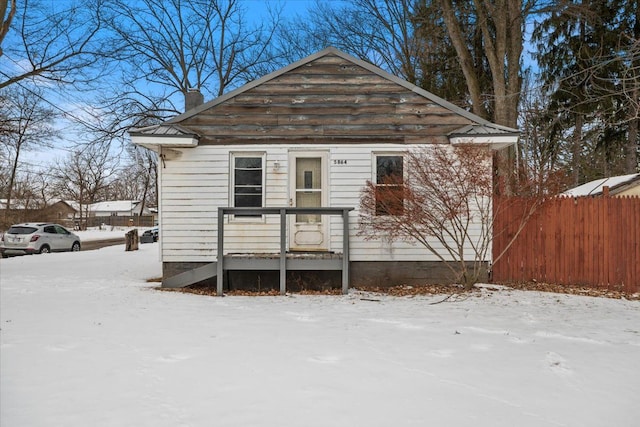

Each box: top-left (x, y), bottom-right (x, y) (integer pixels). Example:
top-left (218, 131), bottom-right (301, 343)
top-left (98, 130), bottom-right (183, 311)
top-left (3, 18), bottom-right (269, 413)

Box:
top-left (289, 151), bottom-right (328, 251)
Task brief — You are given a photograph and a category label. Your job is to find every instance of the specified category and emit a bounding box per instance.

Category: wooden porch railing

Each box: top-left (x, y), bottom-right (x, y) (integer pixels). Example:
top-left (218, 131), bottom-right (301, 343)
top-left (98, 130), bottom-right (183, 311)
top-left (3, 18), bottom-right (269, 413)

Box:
top-left (217, 207), bottom-right (354, 296)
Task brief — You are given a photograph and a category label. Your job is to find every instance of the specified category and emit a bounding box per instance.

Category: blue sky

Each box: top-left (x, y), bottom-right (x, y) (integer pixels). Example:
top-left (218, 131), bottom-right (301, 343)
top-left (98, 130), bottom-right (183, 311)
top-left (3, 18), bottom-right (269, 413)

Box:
top-left (13, 0), bottom-right (536, 176)
top-left (16, 0), bottom-right (322, 171)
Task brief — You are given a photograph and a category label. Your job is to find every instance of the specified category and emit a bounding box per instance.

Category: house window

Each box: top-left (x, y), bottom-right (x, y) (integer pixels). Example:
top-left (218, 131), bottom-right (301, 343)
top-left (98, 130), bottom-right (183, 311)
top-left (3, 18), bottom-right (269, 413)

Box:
top-left (375, 155), bottom-right (404, 216)
top-left (232, 154), bottom-right (264, 217)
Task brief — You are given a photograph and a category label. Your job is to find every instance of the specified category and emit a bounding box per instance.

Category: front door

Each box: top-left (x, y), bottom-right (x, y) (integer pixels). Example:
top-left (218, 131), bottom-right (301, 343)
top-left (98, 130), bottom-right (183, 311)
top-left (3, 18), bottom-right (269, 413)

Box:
top-left (289, 151), bottom-right (328, 251)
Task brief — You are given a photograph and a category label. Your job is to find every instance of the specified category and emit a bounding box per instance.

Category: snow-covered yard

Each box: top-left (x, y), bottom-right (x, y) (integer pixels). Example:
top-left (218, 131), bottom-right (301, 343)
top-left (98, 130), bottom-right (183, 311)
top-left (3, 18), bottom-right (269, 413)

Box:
top-left (74, 226), bottom-right (156, 242)
top-left (1, 243), bottom-right (639, 427)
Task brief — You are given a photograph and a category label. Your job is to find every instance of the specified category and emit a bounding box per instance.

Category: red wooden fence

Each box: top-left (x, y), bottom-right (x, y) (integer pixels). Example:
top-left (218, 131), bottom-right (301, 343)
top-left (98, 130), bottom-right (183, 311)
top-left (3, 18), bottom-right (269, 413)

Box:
top-left (492, 196), bottom-right (640, 293)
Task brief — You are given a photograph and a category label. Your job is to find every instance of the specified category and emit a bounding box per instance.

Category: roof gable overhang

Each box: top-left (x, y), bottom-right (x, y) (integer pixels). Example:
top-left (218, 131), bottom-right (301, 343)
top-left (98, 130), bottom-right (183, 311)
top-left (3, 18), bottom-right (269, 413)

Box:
top-left (129, 124), bottom-right (200, 151)
top-left (131, 134), bottom-right (199, 151)
top-left (449, 124), bottom-right (519, 150)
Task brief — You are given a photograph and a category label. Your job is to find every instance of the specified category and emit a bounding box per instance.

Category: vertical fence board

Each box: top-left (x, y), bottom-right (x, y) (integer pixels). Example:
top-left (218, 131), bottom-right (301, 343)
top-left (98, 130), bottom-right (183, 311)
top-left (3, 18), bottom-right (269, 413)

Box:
top-left (577, 198), bottom-right (586, 285)
top-left (614, 199), bottom-right (623, 287)
top-left (588, 197), bottom-right (596, 285)
top-left (603, 198), bottom-right (609, 286)
top-left (597, 197), bottom-right (605, 286)
top-left (627, 199), bottom-right (640, 289)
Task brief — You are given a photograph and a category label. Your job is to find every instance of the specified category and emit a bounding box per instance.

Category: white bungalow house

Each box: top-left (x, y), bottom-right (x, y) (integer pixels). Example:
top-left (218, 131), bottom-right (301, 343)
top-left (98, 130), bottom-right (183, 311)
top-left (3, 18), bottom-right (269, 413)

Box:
top-left (130, 47), bottom-right (518, 294)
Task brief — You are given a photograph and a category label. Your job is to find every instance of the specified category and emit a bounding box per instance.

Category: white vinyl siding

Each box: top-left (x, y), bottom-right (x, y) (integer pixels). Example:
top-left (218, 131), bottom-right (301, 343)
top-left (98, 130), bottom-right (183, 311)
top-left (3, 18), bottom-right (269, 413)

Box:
top-left (158, 144), bottom-right (490, 263)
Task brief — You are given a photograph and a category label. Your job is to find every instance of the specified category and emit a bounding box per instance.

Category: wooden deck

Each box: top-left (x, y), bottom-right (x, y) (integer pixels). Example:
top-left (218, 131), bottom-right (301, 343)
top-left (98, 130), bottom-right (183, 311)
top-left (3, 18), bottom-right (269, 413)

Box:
top-left (216, 207), bottom-right (353, 295)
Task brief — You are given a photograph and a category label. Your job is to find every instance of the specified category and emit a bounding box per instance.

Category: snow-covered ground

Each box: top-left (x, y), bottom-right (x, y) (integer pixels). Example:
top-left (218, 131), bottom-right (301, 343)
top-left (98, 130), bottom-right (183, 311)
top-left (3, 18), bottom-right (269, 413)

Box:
top-left (1, 244), bottom-right (639, 427)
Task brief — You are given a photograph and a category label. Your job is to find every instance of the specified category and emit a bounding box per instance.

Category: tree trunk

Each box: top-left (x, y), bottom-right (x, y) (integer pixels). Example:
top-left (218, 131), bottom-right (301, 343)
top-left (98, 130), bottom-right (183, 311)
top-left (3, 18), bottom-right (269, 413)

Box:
top-left (573, 114), bottom-right (584, 185)
top-left (626, 91), bottom-right (639, 173)
top-left (439, 0), bottom-right (489, 120)
top-left (5, 143), bottom-right (21, 216)
top-left (440, 0), bottom-right (523, 128)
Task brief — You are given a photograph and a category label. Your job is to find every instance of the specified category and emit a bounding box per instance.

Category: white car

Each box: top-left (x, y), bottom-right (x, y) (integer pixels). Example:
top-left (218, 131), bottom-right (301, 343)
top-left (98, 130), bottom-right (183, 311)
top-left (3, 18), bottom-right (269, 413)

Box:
top-left (0, 223), bottom-right (81, 257)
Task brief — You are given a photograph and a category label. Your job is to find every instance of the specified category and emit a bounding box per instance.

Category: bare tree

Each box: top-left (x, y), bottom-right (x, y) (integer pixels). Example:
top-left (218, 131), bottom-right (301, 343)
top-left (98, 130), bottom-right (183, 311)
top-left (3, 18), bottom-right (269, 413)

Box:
top-left (518, 73), bottom-right (575, 194)
top-left (437, 0), bottom-right (530, 129)
top-left (84, 0), bottom-right (284, 167)
top-left (0, 0), bottom-right (113, 90)
top-left (0, 85), bottom-right (56, 220)
top-left (107, 0), bottom-right (282, 106)
top-left (279, 0), bottom-right (424, 84)
top-left (106, 145), bottom-right (157, 210)
top-left (0, 0), bottom-right (16, 57)
top-left (359, 145), bottom-right (543, 288)
top-left (52, 144), bottom-right (117, 229)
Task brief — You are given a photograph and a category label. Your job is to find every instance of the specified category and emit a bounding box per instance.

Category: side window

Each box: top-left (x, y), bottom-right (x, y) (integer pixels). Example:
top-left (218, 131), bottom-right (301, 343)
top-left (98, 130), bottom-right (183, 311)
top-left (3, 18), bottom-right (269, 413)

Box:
top-left (232, 154), bottom-right (264, 217)
top-left (375, 155), bottom-right (404, 216)
top-left (43, 225), bottom-right (57, 234)
top-left (54, 225), bottom-right (69, 235)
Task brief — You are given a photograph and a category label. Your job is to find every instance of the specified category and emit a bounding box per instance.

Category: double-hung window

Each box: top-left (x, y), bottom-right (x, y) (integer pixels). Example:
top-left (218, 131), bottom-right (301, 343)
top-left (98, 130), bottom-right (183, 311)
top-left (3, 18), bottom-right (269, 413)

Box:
top-left (375, 154), bottom-right (404, 216)
top-left (232, 153), bottom-right (264, 217)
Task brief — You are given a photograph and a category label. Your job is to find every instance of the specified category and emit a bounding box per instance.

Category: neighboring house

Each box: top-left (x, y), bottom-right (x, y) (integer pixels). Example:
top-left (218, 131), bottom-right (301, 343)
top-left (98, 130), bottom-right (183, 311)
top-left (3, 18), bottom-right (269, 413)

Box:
top-left (41, 200), bottom-right (77, 223)
top-left (88, 200), bottom-right (151, 217)
top-left (562, 173), bottom-right (640, 197)
top-left (0, 199), bottom-right (76, 227)
top-left (130, 47), bottom-right (518, 292)
top-left (64, 200), bottom-right (154, 228)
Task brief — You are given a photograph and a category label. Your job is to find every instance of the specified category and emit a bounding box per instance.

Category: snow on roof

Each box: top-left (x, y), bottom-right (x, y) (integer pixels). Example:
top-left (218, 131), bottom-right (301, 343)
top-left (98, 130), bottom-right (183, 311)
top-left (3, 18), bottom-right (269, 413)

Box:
top-left (89, 201), bottom-right (140, 212)
top-left (562, 173), bottom-right (640, 197)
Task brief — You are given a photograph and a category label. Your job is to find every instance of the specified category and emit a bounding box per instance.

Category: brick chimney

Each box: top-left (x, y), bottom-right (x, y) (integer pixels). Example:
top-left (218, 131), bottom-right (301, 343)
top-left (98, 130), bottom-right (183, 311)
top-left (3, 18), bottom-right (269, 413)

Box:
top-left (185, 88), bottom-right (204, 112)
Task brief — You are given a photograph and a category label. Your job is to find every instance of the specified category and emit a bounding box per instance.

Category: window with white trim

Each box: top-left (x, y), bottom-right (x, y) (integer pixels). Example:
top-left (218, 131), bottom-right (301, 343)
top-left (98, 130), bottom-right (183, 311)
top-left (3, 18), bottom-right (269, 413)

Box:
top-left (232, 153), bottom-right (264, 217)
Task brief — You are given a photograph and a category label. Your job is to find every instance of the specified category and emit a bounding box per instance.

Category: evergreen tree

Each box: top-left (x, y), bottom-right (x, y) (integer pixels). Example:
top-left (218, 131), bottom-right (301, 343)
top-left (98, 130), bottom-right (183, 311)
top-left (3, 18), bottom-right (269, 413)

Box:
top-left (533, 0), bottom-right (639, 183)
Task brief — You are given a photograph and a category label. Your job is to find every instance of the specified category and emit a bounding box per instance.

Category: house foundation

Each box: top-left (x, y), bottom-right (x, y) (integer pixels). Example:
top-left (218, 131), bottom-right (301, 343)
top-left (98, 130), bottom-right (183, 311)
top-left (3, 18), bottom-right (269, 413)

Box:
top-left (162, 260), bottom-right (488, 291)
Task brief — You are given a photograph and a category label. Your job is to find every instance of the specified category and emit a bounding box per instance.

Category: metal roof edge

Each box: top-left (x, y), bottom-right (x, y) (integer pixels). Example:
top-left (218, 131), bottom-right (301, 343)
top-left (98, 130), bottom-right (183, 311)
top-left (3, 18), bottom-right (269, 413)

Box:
top-left (448, 123), bottom-right (520, 137)
top-left (129, 123), bottom-right (200, 137)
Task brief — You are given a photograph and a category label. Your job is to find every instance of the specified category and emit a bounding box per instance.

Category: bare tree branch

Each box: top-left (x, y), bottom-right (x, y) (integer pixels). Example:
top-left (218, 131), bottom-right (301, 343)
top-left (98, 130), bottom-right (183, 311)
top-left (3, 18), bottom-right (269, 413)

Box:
top-left (0, 0), bottom-right (114, 90)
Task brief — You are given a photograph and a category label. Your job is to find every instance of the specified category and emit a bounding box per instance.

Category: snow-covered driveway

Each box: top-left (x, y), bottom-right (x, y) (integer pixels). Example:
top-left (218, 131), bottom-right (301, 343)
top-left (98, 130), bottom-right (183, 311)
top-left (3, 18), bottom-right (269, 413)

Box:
top-left (1, 244), bottom-right (639, 426)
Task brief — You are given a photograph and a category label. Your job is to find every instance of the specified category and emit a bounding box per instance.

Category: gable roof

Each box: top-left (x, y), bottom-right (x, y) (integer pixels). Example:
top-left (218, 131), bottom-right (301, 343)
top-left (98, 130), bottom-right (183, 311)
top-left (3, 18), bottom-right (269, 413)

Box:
top-left (46, 200), bottom-right (77, 212)
top-left (562, 173), bottom-right (640, 197)
top-left (167, 47), bottom-right (514, 131)
top-left (130, 47), bottom-right (518, 143)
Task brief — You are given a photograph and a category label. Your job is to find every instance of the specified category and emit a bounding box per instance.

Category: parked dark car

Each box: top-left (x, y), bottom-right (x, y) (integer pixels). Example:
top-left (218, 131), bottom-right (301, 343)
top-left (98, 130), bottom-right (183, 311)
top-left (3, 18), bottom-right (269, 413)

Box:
top-left (0, 223), bottom-right (81, 257)
top-left (141, 227), bottom-right (159, 243)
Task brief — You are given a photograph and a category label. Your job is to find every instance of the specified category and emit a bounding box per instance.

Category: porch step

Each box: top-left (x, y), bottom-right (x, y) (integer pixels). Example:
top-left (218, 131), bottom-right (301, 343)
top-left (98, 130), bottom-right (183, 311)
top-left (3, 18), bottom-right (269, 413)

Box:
top-left (162, 262), bottom-right (217, 288)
